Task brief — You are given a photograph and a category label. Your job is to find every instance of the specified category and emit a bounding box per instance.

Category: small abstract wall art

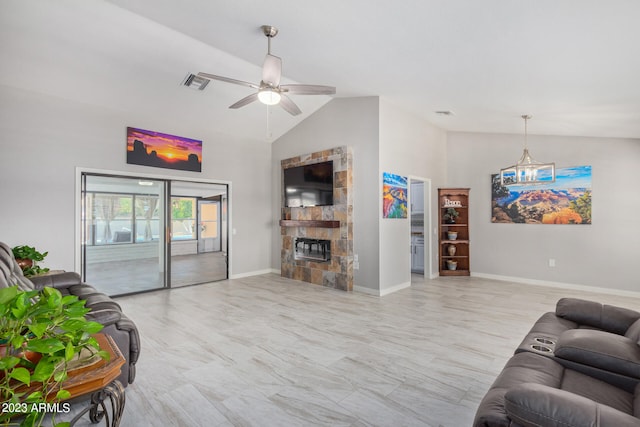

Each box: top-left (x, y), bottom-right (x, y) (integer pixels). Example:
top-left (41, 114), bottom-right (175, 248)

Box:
top-left (382, 172), bottom-right (408, 218)
top-left (491, 165), bottom-right (592, 224)
top-left (127, 127), bottom-right (202, 172)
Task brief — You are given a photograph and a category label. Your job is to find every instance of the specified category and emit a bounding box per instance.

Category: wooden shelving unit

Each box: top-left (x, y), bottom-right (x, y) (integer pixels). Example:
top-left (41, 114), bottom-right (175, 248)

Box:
top-left (438, 188), bottom-right (470, 276)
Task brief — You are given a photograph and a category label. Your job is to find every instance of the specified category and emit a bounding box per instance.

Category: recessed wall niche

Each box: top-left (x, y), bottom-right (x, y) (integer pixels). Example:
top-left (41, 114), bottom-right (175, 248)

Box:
top-left (280, 146), bottom-right (353, 291)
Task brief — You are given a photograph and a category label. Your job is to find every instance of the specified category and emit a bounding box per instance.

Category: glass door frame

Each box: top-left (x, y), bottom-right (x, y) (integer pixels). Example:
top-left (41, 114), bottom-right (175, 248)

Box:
top-left (76, 167), bottom-right (232, 295)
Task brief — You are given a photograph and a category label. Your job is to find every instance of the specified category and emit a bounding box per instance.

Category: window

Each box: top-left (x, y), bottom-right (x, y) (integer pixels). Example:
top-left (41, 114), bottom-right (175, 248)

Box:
top-left (171, 197), bottom-right (196, 240)
top-left (135, 196), bottom-right (160, 242)
top-left (85, 193), bottom-right (160, 245)
top-left (88, 193), bottom-right (134, 245)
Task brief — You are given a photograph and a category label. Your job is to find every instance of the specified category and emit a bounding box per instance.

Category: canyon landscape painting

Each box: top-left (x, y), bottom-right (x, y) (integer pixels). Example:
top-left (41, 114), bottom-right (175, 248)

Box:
top-left (127, 127), bottom-right (202, 172)
top-left (491, 165), bottom-right (592, 224)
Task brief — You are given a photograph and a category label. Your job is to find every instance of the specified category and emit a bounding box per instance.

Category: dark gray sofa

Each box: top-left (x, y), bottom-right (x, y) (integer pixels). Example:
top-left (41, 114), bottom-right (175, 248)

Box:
top-left (475, 297), bottom-right (640, 426)
top-left (0, 242), bottom-right (140, 388)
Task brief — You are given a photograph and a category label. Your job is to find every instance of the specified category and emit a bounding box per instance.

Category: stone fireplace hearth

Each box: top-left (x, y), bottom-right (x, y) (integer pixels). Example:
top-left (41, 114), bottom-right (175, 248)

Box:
top-left (280, 146), bottom-right (353, 291)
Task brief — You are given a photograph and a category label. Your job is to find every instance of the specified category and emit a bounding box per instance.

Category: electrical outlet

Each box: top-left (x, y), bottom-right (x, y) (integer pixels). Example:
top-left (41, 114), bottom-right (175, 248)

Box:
top-left (548, 258), bottom-right (556, 267)
top-left (354, 254), bottom-right (359, 262)
top-left (353, 261), bottom-right (360, 270)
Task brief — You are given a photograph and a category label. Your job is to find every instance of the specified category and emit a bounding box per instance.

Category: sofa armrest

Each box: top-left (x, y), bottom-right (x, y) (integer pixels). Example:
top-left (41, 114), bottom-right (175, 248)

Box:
top-left (30, 271), bottom-right (82, 290)
top-left (555, 329), bottom-right (640, 379)
top-left (505, 383), bottom-right (640, 427)
top-left (556, 298), bottom-right (640, 335)
top-left (86, 308), bottom-right (123, 326)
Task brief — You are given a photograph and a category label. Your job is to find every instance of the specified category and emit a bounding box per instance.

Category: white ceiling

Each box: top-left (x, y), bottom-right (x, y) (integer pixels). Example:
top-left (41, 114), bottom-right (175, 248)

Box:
top-left (2, 1), bottom-right (640, 141)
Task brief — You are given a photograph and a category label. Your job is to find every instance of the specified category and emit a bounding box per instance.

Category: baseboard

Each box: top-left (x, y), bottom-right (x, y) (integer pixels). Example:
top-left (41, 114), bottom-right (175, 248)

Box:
top-left (354, 281), bottom-right (411, 297)
top-left (471, 272), bottom-right (640, 298)
top-left (353, 285), bottom-right (381, 296)
top-left (230, 269), bottom-right (275, 279)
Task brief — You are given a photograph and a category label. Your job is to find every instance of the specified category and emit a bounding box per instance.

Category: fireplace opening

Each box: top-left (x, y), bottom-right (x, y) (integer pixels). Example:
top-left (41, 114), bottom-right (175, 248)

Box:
top-left (294, 238), bottom-right (331, 262)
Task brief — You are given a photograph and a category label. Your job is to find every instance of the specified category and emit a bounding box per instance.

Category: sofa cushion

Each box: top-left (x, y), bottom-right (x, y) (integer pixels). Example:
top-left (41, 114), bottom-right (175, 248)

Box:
top-left (555, 329), bottom-right (640, 380)
top-left (556, 298), bottom-right (640, 335)
top-left (505, 383), bottom-right (640, 427)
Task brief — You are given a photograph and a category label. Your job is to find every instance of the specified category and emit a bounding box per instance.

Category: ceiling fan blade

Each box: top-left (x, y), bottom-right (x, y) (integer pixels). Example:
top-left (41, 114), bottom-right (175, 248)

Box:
top-left (197, 72), bottom-right (260, 90)
top-left (262, 54), bottom-right (281, 87)
top-left (279, 95), bottom-right (302, 116)
top-left (280, 84), bottom-right (336, 95)
top-left (229, 93), bottom-right (259, 109)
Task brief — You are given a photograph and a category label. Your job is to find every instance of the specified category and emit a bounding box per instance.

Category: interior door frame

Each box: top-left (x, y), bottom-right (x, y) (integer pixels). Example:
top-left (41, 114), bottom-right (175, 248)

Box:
top-left (408, 176), bottom-right (434, 279)
top-left (75, 167), bottom-right (233, 281)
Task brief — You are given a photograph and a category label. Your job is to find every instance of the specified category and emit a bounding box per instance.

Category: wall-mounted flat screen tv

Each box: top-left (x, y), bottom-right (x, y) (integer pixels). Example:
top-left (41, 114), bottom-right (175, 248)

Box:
top-left (284, 161), bottom-right (334, 207)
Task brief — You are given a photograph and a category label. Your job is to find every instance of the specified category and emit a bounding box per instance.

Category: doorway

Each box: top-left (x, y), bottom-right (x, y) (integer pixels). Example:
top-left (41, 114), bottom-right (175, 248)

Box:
top-left (409, 177), bottom-right (432, 279)
top-left (80, 172), bottom-right (228, 295)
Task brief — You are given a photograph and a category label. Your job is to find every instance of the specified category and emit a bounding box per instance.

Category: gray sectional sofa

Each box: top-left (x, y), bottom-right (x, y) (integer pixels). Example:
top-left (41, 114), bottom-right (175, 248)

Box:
top-left (0, 242), bottom-right (140, 388)
top-left (474, 297), bottom-right (640, 426)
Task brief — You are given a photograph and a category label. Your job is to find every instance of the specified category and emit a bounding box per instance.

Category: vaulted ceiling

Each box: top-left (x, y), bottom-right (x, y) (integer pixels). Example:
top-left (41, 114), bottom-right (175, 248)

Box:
top-left (2, 1), bottom-right (639, 142)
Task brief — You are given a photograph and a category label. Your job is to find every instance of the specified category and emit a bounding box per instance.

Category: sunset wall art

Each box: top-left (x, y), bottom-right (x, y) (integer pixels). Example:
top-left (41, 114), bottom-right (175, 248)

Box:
top-left (126, 127), bottom-right (202, 172)
top-left (491, 165), bottom-right (592, 224)
top-left (382, 172), bottom-right (408, 219)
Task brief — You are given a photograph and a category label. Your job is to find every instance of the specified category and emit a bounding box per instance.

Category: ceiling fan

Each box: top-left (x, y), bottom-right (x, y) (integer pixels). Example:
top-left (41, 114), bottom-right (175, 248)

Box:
top-left (197, 25), bottom-right (336, 116)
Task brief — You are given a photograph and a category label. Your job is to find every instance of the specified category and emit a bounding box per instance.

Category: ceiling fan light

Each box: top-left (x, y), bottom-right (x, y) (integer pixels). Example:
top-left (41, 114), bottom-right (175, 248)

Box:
top-left (258, 89), bottom-right (281, 105)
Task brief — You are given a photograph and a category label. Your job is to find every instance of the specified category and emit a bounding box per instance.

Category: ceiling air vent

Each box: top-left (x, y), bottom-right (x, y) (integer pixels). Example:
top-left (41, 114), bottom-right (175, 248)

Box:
top-left (181, 73), bottom-right (210, 91)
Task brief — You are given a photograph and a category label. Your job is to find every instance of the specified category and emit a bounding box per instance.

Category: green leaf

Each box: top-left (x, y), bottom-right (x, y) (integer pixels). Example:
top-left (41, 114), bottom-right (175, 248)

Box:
top-left (60, 319), bottom-right (86, 332)
top-left (61, 295), bottom-right (79, 305)
top-left (54, 422), bottom-right (71, 427)
top-left (54, 369), bottom-right (67, 383)
top-left (97, 350), bottom-right (111, 362)
top-left (28, 321), bottom-right (49, 338)
top-left (0, 355), bottom-right (20, 370)
top-left (83, 321), bottom-right (104, 334)
top-left (25, 338), bottom-right (65, 354)
top-left (46, 288), bottom-right (63, 308)
top-left (65, 341), bottom-right (74, 361)
top-left (31, 358), bottom-right (55, 382)
top-left (11, 334), bottom-right (25, 348)
top-left (56, 389), bottom-right (71, 400)
top-left (0, 286), bottom-right (18, 304)
top-left (8, 366), bottom-right (30, 385)
top-left (26, 391), bottom-right (43, 401)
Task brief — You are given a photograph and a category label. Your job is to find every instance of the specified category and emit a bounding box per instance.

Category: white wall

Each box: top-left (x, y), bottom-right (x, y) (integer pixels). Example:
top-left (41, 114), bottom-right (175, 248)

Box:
top-left (447, 131), bottom-right (640, 292)
top-left (271, 97), bottom-right (448, 295)
top-left (271, 97), bottom-right (381, 291)
top-left (378, 99), bottom-right (448, 292)
top-left (0, 85), bottom-right (272, 276)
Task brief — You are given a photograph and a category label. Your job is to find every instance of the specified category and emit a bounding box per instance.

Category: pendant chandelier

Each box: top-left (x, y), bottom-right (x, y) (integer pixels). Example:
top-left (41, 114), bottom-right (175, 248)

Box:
top-left (500, 115), bottom-right (555, 186)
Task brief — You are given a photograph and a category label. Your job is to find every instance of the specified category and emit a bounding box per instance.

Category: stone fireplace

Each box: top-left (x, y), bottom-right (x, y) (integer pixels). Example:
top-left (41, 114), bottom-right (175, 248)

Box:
top-left (280, 146), bottom-right (353, 291)
top-left (294, 238), bottom-right (331, 262)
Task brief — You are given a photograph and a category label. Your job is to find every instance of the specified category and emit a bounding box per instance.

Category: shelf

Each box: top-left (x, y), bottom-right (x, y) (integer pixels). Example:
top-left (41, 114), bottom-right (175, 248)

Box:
top-left (440, 269), bottom-right (470, 276)
top-left (279, 220), bottom-right (340, 228)
top-left (438, 188), bottom-right (470, 277)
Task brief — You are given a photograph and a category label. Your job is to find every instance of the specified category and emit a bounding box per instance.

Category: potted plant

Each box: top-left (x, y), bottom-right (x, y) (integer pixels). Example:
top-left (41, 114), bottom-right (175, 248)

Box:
top-left (443, 208), bottom-right (459, 224)
top-left (0, 285), bottom-right (109, 427)
top-left (11, 246), bottom-right (49, 277)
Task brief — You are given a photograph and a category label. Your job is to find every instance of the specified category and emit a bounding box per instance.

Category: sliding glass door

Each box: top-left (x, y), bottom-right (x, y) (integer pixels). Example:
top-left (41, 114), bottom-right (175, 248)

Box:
top-left (170, 181), bottom-right (227, 287)
top-left (80, 173), bottom-right (228, 295)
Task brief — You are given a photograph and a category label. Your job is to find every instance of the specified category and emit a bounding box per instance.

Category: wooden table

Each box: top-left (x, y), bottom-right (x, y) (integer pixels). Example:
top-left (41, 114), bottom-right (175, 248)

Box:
top-left (65, 333), bottom-right (126, 427)
top-left (11, 334), bottom-right (126, 426)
